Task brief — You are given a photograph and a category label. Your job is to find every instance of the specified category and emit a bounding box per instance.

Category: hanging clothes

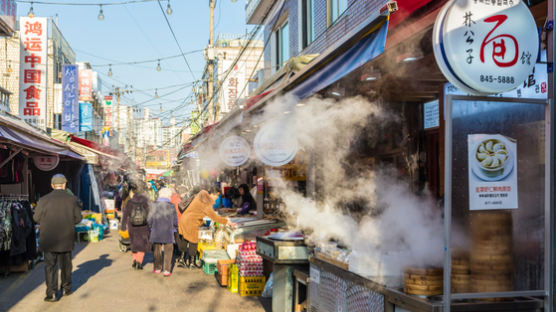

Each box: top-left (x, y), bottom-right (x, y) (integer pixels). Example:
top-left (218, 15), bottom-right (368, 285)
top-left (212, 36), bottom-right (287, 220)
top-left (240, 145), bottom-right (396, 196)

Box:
top-left (10, 201), bottom-right (33, 257)
top-left (0, 200), bottom-right (12, 251)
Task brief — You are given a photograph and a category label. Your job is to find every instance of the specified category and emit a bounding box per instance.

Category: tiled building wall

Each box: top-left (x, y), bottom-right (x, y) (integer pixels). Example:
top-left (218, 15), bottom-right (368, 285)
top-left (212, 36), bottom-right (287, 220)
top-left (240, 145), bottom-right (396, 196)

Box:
top-left (0, 34), bottom-right (21, 116)
top-left (263, 0), bottom-right (386, 80)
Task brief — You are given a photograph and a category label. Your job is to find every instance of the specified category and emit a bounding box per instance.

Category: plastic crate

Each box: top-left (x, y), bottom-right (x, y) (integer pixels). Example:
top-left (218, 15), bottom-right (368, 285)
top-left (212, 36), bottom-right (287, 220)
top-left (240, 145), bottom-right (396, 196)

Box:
top-left (198, 241), bottom-right (218, 258)
top-left (239, 276), bottom-right (266, 297)
top-left (202, 261), bottom-right (217, 275)
top-left (216, 259), bottom-right (235, 276)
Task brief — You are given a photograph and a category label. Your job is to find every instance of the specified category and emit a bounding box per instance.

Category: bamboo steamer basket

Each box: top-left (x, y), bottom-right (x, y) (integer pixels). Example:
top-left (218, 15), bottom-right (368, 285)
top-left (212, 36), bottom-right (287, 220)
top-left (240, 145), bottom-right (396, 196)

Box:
top-left (451, 251), bottom-right (471, 293)
top-left (404, 267), bottom-right (443, 296)
top-left (469, 211), bottom-right (514, 296)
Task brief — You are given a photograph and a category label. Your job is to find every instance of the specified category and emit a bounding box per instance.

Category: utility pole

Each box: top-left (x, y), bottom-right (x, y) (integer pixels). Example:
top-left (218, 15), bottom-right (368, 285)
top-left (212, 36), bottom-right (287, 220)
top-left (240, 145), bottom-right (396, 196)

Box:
top-left (206, 0), bottom-right (216, 123)
top-left (110, 85), bottom-right (132, 149)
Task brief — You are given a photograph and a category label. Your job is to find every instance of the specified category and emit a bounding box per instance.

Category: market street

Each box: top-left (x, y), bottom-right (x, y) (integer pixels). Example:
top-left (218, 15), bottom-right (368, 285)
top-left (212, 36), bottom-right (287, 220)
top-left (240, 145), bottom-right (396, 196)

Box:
top-left (0, 232), bottom-right (270, 312)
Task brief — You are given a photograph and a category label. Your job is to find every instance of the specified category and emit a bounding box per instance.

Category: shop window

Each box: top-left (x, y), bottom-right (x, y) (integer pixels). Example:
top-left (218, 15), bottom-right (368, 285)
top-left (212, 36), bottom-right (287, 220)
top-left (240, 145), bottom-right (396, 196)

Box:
top-left (328, 0), bottom-right (348, 26)
top-left (273, 21), bottom-right (290, 72)
top-left (299, 0), bottom-right (314, 50)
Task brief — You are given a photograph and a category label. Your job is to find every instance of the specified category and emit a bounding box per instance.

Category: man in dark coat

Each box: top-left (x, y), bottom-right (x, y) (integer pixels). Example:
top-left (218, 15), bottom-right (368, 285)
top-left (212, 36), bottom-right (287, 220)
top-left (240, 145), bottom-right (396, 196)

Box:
top-left (33, 174), bottom-right (82, 302)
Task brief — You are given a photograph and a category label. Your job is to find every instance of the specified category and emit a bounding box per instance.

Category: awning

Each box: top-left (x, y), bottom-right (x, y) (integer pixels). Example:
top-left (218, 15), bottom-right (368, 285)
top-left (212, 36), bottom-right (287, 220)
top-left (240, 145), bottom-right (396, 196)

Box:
top-left (287, 18), bottom-right (389, 100)
top-left (0, 115), bottom-right (82, 160)
top-left (245, 14), bottom-right (390, 114)
top-left (51, 129), bottom-right (120, 165)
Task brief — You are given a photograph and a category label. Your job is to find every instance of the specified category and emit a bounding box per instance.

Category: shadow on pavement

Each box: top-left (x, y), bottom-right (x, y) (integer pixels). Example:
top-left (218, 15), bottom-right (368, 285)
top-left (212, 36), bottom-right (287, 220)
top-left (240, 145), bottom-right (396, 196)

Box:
top-left (0, 242), bottom-right (89, 312)
top-left (72, 253), bottom-right (112, 292)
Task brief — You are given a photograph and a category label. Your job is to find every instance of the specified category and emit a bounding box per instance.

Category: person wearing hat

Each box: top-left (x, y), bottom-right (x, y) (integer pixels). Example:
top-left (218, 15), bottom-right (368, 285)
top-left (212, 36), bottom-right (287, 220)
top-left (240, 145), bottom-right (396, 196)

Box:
top-left (33, 174), bottom-right (83, 302)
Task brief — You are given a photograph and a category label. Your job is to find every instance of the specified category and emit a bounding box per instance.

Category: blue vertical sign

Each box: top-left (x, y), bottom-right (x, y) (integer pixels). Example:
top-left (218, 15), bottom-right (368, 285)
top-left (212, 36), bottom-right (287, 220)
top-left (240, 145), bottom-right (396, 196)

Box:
top-left (62, 65), bottom-right (78, 133)
top-left (79, 102), bottom-right (93, 132)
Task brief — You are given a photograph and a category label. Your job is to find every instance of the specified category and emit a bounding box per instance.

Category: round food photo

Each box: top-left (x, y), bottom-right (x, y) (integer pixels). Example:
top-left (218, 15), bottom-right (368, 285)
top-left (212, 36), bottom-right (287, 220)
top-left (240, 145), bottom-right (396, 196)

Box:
top-left (471, 137), bottom-right (514, 182)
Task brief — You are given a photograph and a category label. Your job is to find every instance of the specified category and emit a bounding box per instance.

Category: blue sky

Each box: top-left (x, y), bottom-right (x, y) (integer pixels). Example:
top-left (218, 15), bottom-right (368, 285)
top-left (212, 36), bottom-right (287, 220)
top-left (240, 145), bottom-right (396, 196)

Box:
top-left (17, 0), bottom-right (251, 124)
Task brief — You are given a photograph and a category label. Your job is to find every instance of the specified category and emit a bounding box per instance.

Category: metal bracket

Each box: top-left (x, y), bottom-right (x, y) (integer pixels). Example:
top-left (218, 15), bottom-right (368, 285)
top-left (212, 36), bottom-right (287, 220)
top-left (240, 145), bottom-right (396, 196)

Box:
top-left (545, 20), bottom-right (554, 31)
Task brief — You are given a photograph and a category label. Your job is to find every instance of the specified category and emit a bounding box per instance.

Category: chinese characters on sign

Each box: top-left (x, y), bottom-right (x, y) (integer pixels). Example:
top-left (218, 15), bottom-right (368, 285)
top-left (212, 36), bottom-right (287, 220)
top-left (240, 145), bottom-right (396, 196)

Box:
top-left (62, 64), bottom-right (79, 133)
top-left (468, 134), bottom-right (518, 210)
top-left (19, 17), bottom-right (47, 128)
top-left (433, 1), bottom-right (538, 95)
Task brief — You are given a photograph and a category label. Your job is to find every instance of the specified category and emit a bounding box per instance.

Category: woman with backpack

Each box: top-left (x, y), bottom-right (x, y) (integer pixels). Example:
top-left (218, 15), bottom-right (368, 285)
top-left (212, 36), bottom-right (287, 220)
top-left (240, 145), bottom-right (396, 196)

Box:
top-left (121, 181), bottom-right (151, 270)
top-left (148, 187), bottom-right (178, 277)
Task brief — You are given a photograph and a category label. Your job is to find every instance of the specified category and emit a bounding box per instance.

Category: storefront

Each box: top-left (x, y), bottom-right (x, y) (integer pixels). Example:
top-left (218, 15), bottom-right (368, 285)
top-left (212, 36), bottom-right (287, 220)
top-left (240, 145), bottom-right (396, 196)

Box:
top-left (0, 113), bottom-right (84, 275)
top-left (179, 1), bottom-right (553, 311)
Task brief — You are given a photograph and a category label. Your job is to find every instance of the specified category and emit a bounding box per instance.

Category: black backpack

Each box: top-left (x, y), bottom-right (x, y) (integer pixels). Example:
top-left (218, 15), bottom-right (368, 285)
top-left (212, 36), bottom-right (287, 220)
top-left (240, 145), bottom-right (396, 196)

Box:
top-left (130, 203), bottom-right (148, 226)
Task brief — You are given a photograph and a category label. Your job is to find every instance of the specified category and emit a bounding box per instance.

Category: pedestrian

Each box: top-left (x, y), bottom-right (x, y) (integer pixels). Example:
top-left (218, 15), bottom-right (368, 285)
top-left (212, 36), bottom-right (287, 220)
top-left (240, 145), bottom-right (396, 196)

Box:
top-left (121, 181), bottom-right (151, 270)
top-left (148, 187), bottom-right (177, 277)
top-left (237, 184), bottom-right (257, 215)
top-left (33, 174), bottom-right (83, 302)
top-left (178, 186), bottom-right (234, 268)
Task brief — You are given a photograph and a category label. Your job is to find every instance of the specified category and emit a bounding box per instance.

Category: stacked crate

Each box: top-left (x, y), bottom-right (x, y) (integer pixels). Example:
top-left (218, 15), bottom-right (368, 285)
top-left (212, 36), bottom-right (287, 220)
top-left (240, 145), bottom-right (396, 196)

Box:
top-left (216, 259), bottom-right (235, 286)
top-left (236, 241), bottom-right (265, 296)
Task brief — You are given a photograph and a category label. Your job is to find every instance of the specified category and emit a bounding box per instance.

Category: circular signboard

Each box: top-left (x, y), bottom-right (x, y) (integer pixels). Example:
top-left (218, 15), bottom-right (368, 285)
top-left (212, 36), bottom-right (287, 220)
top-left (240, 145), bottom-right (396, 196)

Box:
top-left (33, 155), bottom-right (59, 171)
top-left (433, 0), bottom-right (539, 95)
top-left (254, 119), bottom-right (298, 167)
top-left (218, 135), bottom-right (250, 167)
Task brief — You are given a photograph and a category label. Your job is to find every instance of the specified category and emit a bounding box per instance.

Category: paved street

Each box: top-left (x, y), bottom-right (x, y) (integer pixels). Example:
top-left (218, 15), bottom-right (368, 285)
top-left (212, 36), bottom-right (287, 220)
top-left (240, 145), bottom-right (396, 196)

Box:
top-left (0, 232), bottom-right (270, 312)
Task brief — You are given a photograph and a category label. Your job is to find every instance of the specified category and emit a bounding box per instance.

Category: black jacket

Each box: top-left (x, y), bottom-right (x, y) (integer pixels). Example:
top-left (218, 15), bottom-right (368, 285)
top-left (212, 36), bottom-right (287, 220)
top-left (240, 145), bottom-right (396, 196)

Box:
top-left (34, 189), bottom-right (83, 252)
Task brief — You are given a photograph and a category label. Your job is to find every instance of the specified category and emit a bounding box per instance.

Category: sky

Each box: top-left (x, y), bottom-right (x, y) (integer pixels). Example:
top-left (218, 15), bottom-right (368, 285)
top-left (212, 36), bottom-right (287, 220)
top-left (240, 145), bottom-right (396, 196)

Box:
top-left (16, 0), bottom-right (254, 125)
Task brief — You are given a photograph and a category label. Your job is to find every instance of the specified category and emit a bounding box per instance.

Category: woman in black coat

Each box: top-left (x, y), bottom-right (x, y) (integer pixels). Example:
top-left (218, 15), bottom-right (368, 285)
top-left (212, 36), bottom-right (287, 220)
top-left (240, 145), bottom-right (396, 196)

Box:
top-left (121, 182), bottom-right (151, 270)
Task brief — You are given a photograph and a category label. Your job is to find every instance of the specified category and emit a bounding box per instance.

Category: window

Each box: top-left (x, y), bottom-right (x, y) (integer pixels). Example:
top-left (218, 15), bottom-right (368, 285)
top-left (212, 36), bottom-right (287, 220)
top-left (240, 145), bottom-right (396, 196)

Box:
top-left (300, 0), bottom-right (314, 50)
top-left (273, 21), bottom-right (290, 71)
top-left (329, 0), bottom-right (348, 25)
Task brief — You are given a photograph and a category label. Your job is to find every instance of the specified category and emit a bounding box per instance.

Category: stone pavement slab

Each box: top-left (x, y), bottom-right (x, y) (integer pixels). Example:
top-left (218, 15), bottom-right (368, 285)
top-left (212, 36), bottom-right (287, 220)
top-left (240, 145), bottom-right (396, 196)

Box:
top-left (0, 232), bottom-right (270, 312)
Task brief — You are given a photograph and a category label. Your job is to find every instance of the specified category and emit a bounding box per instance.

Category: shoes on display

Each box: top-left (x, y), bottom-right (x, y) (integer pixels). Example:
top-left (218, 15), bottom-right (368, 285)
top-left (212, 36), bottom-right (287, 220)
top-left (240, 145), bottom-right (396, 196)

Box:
top-left (44, 295), bottom-right (57, 302)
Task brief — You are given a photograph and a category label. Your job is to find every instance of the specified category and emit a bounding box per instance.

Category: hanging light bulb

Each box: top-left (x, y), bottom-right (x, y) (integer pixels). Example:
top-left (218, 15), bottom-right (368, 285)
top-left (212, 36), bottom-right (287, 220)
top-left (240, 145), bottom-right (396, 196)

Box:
top-left (107, 64), bottom-right (113, 77)
top-left (156, 60), bottom-right (161, 72)
top-left (166, 0), bottom-right (173, 15)
top-left (98, 4), bottom-right (104, 21)
top-left (154, 89), bottom-right (159, 98)
top-left (28, 2), bottom-right (35, 18)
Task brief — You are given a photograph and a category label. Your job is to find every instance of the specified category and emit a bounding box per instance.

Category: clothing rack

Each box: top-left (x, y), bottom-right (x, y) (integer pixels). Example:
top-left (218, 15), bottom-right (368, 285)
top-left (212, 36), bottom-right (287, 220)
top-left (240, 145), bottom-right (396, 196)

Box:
top-left (0, 194), bottom-right (29, 200)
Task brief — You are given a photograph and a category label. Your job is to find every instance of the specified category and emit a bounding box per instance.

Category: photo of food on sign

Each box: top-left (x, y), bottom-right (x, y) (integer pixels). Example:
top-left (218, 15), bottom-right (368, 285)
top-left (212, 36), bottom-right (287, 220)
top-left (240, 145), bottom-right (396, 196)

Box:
top-left (470, 135), bottom-right (515, 182)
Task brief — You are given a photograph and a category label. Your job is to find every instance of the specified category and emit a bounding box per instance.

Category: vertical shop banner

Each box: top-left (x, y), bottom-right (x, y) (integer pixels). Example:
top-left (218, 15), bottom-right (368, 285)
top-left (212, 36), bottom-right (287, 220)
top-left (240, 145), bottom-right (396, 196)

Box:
top-left (79, 102), bottom-right (93, 132)
top-left (468, 134), bottom-right (518, 210)
top-left (62, 64), bottom-right (79, 133)
top-left (103, 96), bottom-right (113, 128)
top-left (221, 59), bottom-right (246, 113)
top-left (19, 17), bottom-right (47, 129)
top-left (79, 69), bottom-right (93, 102)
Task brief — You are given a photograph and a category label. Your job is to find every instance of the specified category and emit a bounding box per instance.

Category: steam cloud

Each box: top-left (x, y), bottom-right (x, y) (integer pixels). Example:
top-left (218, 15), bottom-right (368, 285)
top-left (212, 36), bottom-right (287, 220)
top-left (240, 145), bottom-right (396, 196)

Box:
top-left (264, 95), bottom-right (444, 280)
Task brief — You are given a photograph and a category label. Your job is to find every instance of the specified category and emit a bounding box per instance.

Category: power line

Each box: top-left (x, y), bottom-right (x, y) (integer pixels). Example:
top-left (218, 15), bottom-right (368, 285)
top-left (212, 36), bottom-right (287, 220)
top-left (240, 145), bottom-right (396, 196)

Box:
top-left (156, 0), bottom-right (196, 82)
top-left (15, 0), bottom-right (159, 5)
top-left (90, 50), bottom-right (203, 67)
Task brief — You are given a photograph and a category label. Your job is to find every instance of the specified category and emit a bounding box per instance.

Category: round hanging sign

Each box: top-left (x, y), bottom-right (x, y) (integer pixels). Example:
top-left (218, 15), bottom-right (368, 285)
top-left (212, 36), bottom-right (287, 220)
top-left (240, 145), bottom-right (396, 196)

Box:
top-left (433, 0), bottom-right (539, 95)
top-left (33, 155), bottom-right (59, 171)
top-left (218, 135), bottom-right (250, 167)
top-left (254, 119), bottom-right (298, 167)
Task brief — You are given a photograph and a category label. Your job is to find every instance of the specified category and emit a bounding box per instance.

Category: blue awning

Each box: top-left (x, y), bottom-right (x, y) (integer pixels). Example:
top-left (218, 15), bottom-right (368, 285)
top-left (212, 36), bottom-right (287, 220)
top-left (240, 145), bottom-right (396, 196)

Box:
top-left (288, 18), bottom-right (389, 100)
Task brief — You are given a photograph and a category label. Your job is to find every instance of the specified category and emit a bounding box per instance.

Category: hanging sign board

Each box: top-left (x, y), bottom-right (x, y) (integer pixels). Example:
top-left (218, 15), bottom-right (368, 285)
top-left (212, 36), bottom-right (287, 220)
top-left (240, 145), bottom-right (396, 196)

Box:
top-left (218, 135), bottom-right (250, 167)
top-left (254, 119), bottom-right (298, 167)
top-left (33, 155), bottom-right (59, 171)
top-left (433, 0), bottom-right (539, 95)
top-left (423, 100), bottom-right (439, 129)
top-left (468, 134), bottom-right (518, 210)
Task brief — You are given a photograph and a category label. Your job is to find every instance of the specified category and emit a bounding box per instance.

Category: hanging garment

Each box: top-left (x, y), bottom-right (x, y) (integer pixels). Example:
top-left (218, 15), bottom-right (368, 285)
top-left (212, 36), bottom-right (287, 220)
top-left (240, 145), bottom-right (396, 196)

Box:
top-left (10, 202), bottom-right (33, 256)
top-left (0, 201), bottom-right (12, 251)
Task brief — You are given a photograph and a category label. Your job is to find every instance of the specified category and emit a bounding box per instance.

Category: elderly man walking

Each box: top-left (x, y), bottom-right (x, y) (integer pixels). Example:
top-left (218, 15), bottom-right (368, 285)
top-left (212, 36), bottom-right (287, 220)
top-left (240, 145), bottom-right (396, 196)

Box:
top-left (33, 174), bottom-right (83, 302)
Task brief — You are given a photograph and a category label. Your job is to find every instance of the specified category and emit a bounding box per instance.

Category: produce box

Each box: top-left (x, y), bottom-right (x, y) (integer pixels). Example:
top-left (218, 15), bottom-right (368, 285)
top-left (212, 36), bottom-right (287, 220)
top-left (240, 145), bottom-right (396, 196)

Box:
top-left (198, 241), bottom-right (217, 258)
top-left (239, 276), bottom-right (266, 297)
top-left (217, 271), bottom-right (228, 286)
top-left (202, 250), bottom-right (229, 275)
top-left (216, 259), bottom-right (235, 276)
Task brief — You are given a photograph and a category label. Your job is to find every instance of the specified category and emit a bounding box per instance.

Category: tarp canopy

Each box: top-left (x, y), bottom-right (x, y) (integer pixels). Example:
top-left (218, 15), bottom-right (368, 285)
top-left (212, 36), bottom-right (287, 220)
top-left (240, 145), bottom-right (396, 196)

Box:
top-left (51, 129), bottom-right (120, 165)
top-left (0, 114), bottom-right (83, 160)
